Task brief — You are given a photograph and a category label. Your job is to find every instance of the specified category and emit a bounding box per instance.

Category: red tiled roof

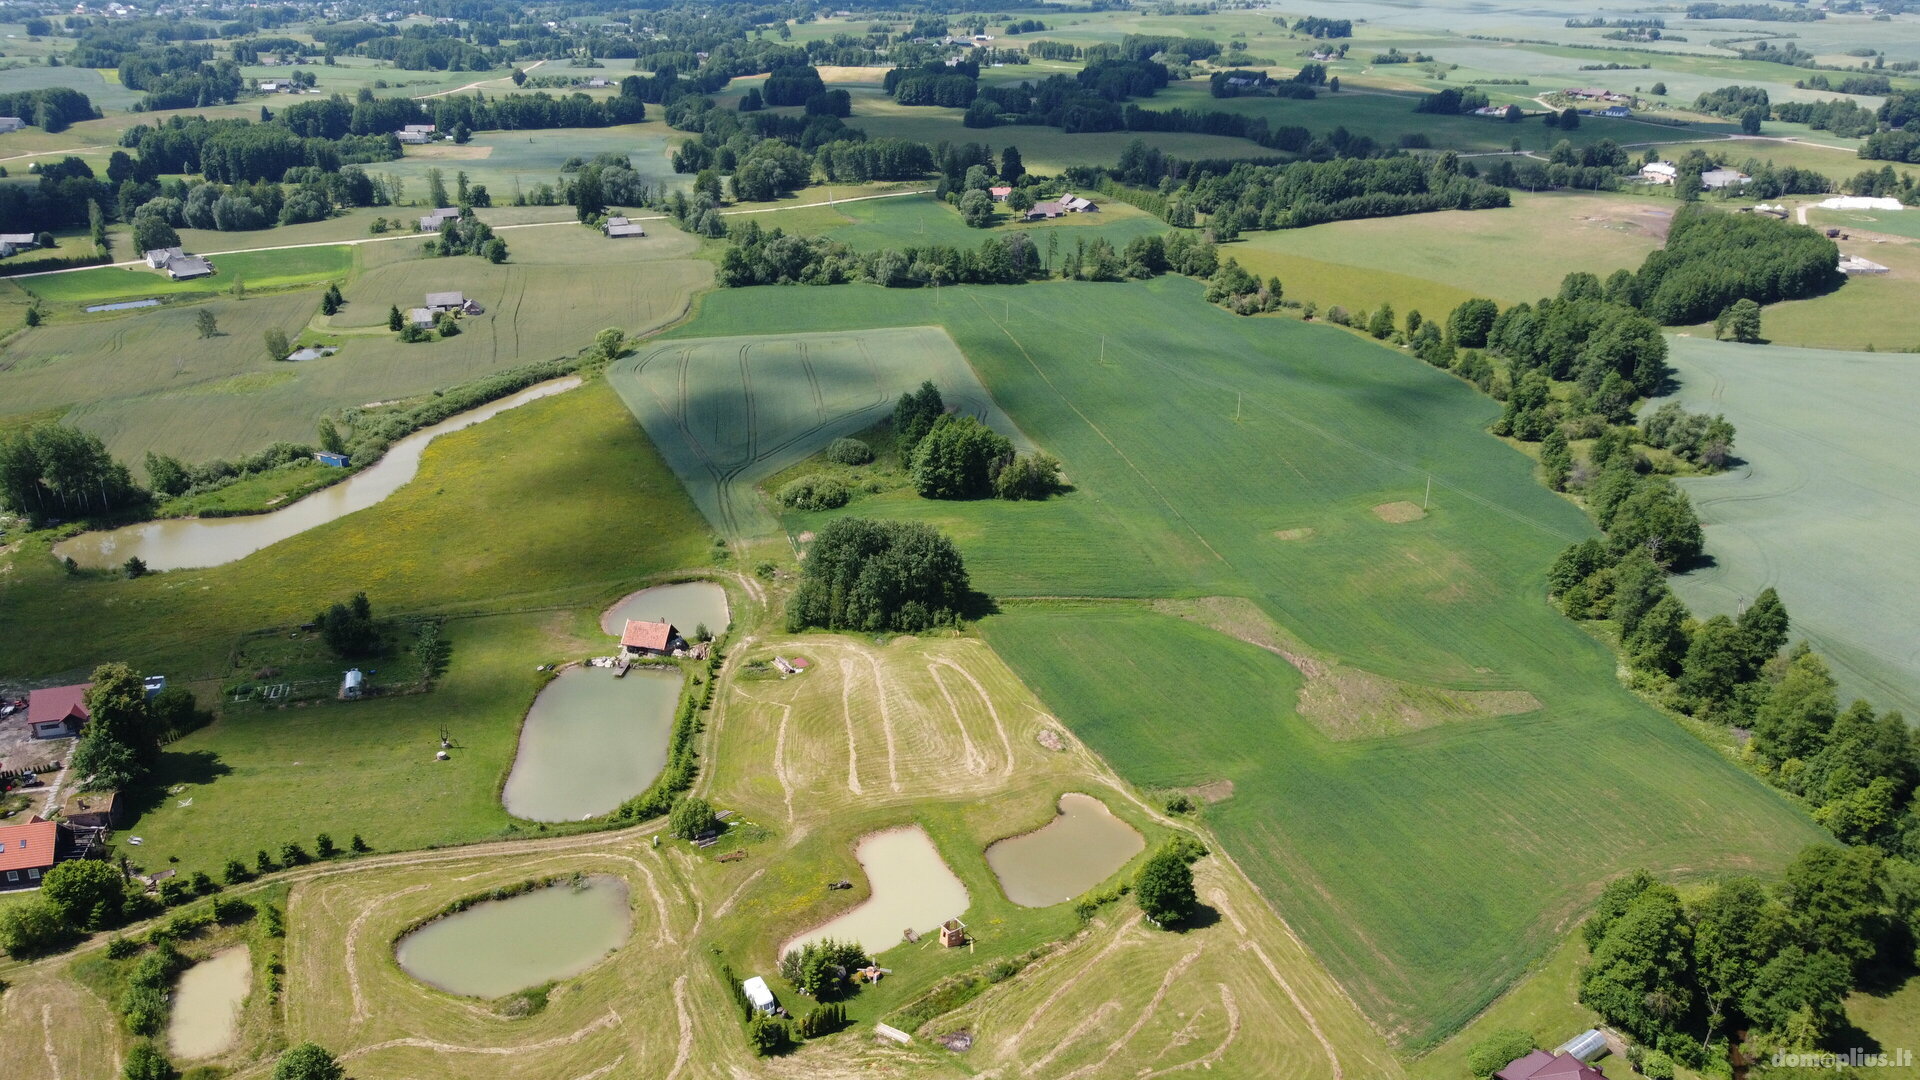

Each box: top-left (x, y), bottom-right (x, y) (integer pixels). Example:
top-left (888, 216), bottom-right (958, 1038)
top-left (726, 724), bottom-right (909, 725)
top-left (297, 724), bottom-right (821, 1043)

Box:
top-left (621, 620), bottom-right (675, 651)
top-left (0, 820), bottom-right (58, 873)
top-left (27, 684), bottom-right (90, 728)
top-left (1498, 1051), bottom-right (1603, 1080)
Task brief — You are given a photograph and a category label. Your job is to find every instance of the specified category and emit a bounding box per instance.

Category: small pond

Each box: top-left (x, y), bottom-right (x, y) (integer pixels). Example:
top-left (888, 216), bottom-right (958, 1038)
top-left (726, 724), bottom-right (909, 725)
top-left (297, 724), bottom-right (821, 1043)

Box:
top-left (986, 793), bottom-right (1145, 908)
top-left (53, 377), bottom-right (581, 571)
top-left (501, 665), bottom-right (682, 822)
top-left (783, 825), bottom-right (969, 959)
top-left (395, 876), bottom-right (631, 998)
top-left (167, 946), bottom-right (251, 1060)
top-left (601, 580), bottom-right (730, 639)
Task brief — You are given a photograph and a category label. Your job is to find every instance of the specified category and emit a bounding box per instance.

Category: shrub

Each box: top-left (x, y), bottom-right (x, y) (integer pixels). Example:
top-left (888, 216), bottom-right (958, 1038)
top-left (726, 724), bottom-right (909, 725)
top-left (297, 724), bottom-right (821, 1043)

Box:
top-left (777, 474), bottom-right (851, 511)
top-left (1641, 1049), bottom-right (1675, 1080)
top-left (122, 1041), bottom-right (174, 1080)
top-left (223, 858), bottom-right (251, 885)
top-left (42, 858), bottom-right (129, 929)
top-left (777, 938), bottom-right (869, 1000)
top-left (1467, 1030), bottom-right (1536, 1078)
top-left (747, 1014), bottom-right (791, 1055)
top-left (213, 896), bottom-right (256, 924)
top-left (272, 1042), bottom-right (346, 1080)
top-left (668, 796), bottom-right (719, 841)
top-left (1164, 792), bottom-right (1195, 814)
top-left (279, 841), bottom-right (311, 866)
top-left (106, 935), bottom-right (141, 959)
top-left (315, 833), bottom-right (337, 858)
top-left (350, 834), bottom-right (371, 853)
top-left (121, 985), bottom-right (168, 1036)
top-left (824, 437), bottom-right (873, 465)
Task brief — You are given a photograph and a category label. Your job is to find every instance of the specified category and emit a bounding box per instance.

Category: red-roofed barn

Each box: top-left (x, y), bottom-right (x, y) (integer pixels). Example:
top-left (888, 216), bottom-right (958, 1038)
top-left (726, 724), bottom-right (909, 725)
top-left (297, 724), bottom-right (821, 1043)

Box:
top-left (27, 683), bottom-right (90, 739)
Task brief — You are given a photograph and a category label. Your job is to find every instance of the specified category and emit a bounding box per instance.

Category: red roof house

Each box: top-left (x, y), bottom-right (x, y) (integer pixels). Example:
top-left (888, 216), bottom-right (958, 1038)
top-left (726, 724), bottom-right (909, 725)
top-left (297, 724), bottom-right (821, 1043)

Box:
top-left (26, 683), bottom-right (90, 740)
top-left (989, 185), bottom-right (1012, 201)
top-left (0, 819), bottom-right (62, 890)
top-left (620, 620), bottom-right (681, 657)
top-left (1497, 1051), bottom-right (1604, 1080)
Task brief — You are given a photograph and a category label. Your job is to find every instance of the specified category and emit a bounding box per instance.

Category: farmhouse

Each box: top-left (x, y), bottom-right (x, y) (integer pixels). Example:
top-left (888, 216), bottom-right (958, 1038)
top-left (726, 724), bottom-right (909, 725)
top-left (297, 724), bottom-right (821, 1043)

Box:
top-left (0, 232), bottom-right (40, 257)
top-left (257, 79), bottom-right (292, 92)
top-left (1496, 1051), bottom-right (1604, 1080)
top-left (1563, 87), bottom-right (1627, 103)
top-left (604, 216), bottom-right (646, 238)
top-left (395, 130), bottom-right (430, 145)
top-left (146, 246), bottom-right (212, 278)
top-left (26, 683), bottom-right (90, 739)
top-left (1839, 254), bottom-right (1891, 275)
top-left (419, 207), bottom-right (461, 231)
top-left (1639, 161), bottom-right (1677, 184)
top-left (0, 819), bottom-right (68, 891)
top-left (408, 307), bottom-right (435, 328)
top-left (989, 185), bottom-right (1012, 201)
top-left (0, 117), bottom-right (24, 133)
top-left (144, 246), bottom-right (184, 269)
top-left (1700, 168), bottom-right (1751, 190)
top-left (620, 619), bottom-right (683, 657)
top-left (1597, 105), bottom-right (1632, 118)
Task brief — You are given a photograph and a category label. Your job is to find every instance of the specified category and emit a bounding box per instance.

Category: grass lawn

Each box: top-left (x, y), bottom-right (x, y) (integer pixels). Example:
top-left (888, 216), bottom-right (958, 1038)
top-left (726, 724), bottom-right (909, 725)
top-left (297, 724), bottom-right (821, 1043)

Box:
top-left (782, 190), bottom-right (1168, 254)
top-left (377, 124), bottom-right (684, 202)
top-left (1735, 237), bottom-right (1920, 351)
top-left (1656, 337), bottom-right (1920, 718)
top-left (20, 245), bottom-right (354, 305)
top-left (633, 277), bottom-right (1825, 1049)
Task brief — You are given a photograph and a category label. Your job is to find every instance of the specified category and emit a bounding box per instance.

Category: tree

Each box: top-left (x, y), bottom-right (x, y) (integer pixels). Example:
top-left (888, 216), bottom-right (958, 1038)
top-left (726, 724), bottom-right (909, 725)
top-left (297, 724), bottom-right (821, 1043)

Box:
top-left (1559, 107), bottom-right (1580, 129)
top-left (1007, 188), bottom-right (1035, 213)
top-left (41, 857), bottom-right (129, 929)
top-left (892, 380), bottom-right (944, 453)
top-left (913, 415), bottom-right (1012, 499)
top-left (264, 328), bottom-right (291, 362)
top-left (318, 419), bottom-right (346, 455)
top-left (511, 68), bottom-right (527, 86)
top-left (319, 291), bottom-right (338, 316)
top-left (1000, 145), bottom-right (1025, 183)
top-left (1651, 81), bottom-right (1668, 95)
top-left (24, 305), bottom-right (39, 327)
top-left (272, 1042), bottom-right (346, 1080)
top-left (121, 1040), bottom-right (174, 1080)
top-left (668, 796), bottom-right (718, 840)
top-left (1690, 876), bottom-right (1784, 1040)
top-left (995, 452), bottom-right (1063, 500)
top-left (1736, 588), bottom-right (1790, 677)
top-left (1625, 595), bottom-right (1690, 676)
top-left (315, 592), bottom-right (378, 657)
top-left (75, 662), bottom-right (161, 789)
top-left (387, 305), bottom-right (403, 332)
top-left (144, 451), bottom-right (189, 497)
top-left (0, 897), bottom-right (73, 957)
top-left (1448, 298), bottom-right (1499, 347)
top-left (594, 327), bottom-right (625, 361)
top-left (1466, 1030), bottom-right (1536, 1079)
top-left (1578, 882), bottom-right (1693, 1041)
top-left (1366, 303), bottom-right (1396, 339)
top-left (1779, 843), bottom-right (1883, 963)
top-left (483, 238), bottom-right (508, 263)
top-left (1135, 848), bottom-right (1197, 926)
top-left (572, 166), bottom-right (605, 222)
top-left (426, 167), bottom-right (450, 209)
top-left (786, 518), bottom-right (970, 633)
top-left (1676, 615), bottom-right (1746, 716)
top-left (747, 1014), bottom-right (791, 1055)
top-left (958, 188), bottom-right (994, 228)
top-left (1723, 298), bottom-right (1762, 343)
top-left (1741, 107), bottom-right (1764, 135)
top-left (195, 308), bottom-right (218, 339)
top-left (131, 212), bottom-right (178, 253)
top-left (1540, 428), bottom-right (1571, 491)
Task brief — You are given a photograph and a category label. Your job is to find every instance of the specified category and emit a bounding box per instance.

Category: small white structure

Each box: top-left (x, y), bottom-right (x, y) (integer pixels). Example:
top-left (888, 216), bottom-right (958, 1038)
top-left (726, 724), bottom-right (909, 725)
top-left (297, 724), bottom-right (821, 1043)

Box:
top-left (1700, 167), bottom-right (1751, 190)
top-left (1556, 1029), bottom-right (1607, 1063)
top-left (419, 207), bottom-right (461, 231)
top-left (741, 976), bottom-right (777, 1014)
top-left (1838, 254), bottom-right (1890, 275)
top-left (143, 675), bottom-right (167, 699)
top-left (1818, 195), bottom-right (1904, 211)
top-left (1640, 161), bottom-right (1677, 184)
top-left (395, 130), bottom-right (430, 145)
top-left (604, 216), bottom-right (645, 238)
top-left (341, 669), bottom-right (365, 699)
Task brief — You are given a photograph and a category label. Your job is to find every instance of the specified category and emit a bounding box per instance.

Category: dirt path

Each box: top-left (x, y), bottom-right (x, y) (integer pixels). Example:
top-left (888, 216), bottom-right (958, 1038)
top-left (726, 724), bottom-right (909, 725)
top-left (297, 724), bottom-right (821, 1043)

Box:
top-left (934, 656), bottom-right (1016, 779)
top-left (0, 144), bottom-right (113, 163)
top-left (835, 658), bottom-right (866, 795)
top-left (346, 882), bottom-right (432, 1022)
top-left (416, 59), bottom-right (548, 99)
top-left (1025, 1000), bottom-right (1123, 1076)
top-left (1140, 985), bottom-right (1240, 1079)
top-left (927, 664), bottom-right (988, 775)
top-left (666, 974), bottom-right (695, 1080)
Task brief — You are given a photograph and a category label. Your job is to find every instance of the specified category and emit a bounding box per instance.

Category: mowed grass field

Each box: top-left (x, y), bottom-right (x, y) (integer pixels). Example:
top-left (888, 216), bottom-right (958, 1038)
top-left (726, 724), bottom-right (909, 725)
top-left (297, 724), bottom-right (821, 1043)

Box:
top-left (608, 324), bottom-right (1029, 537)
top-left (1657, 338), bottom-right (1920, 718)
top-left (634, 278), bottom-right (1825, 1048)
top-left (770, 191), bottom-right (1168, 255)
top-left (21, 245), bottom-right (353, 304)
top-left (377, 124), bottom-right (685, 202)
top-left (1230, 192), bottom-right (1669, 310)
top-left (1741, 236), bottom-right (1920, 351)
top-left (0, 225), bottom-right (709, 463)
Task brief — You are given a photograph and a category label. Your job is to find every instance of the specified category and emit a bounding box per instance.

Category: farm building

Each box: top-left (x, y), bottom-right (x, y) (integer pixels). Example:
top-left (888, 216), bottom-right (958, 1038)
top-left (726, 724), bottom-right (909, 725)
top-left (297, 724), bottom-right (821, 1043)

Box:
top-left (26, 683), bottom-right (90, 739)
top-left (419, 207), bottom-right (461, 231)
top-left (396, 130), bottom-right (430, 145)
top-left (257, 79), bottom-right (292, 92)
top-left (1495, 1050), bottom-right (1604, 1080)
top-left (144, 246), bottom-right (184, 269)
top-left (60, 789), bottom-right (125, 829)
top-left (604, 216), bottom-right (646, 238)
top-left (1839, 254), bottom-right (1891, 275)
top-left (584, 77), bottom-right (611, 88)
top-left (1640, 162), bottom-right (1677, 184)
top-left (0, 117), bottom-right (22, 133)
top-left (989, 185), bottom-right (1012, 201)
top-left (341, 669), bottom-right (365, 700)
top-left (1555, 1030), bottom-right (1607, 1062)
top-left (620, 619), bottom-right (683, 657)
top-left (146, 246), bottom-right (211, 278)
top-left (407, 307), bottom-right (435, 328)
top-left (0, 819), bottom-right (69, 891)
top-left (1026, 201), bottom-right (1065, 220)
top-left (1563, 87), bottom-right (1627, 102)
top-left (403, 124), bottom-right (436, 135)
top-left (1700, 168), bottom-right (1751, 190)
top-left (1061, 194), bottom-right (1098, 212)
top-left (1597, 105), bottom-right (1632, 118)
top-left (0, 232), bottom-right (39, 257)
top-left (315, 451), bottom-right (351, 467)
top-left (425, 291), bottom-right (467, 312)
top-left (741, 976), bottom-right (777, 1014)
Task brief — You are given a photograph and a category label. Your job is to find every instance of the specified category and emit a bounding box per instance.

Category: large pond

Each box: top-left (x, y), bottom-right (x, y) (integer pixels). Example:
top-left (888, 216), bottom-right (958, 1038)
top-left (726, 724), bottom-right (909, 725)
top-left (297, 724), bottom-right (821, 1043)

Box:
top-left (783, 825), bottom-right (969, 959)
top-left (501, 665), bottom-right (681, 822)
top-left (601, 580), bottom-right (730, 639)
top-left (395, 876), bottom-right (631, 998)
top-left (986, 793), bottom-right (1145, 908)
top-left (167, 946), bottom-right (251, 1060)
top-left (53, 377), bottom-right (582, 571)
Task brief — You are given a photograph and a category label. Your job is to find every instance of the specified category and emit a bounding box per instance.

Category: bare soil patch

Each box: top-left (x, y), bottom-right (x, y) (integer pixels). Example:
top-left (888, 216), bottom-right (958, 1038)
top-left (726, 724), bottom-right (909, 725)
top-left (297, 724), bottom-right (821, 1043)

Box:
top-left (1273, 527), bottom-right (1315, 541)
top-left (405, 144), bottom-right (494, 161)
top-left (1185, 780), bottom-right (1235, 804)
top-left (1371, 501), bottom-right (1425, 524)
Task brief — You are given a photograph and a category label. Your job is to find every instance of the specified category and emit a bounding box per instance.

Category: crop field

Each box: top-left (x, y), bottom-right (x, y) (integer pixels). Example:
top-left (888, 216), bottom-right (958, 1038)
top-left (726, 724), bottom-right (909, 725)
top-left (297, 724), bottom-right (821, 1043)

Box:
top-left (0, 632), bottom-right (1404, 1080)
top-left (651, 278), bottom-right (1823, 1048)
top-left (0, 226), bottom-right (708, 463)
top-left (776, 192), bottom-right (1167, 255)
top-left (607, 323), bottom-right (1027, 536)
top-left (1658, 338), bottom-right (1920, 718)
top-left (846, 97), bottom-right (1276, 174)
top-left (377, 124), bottom-right (685, 203)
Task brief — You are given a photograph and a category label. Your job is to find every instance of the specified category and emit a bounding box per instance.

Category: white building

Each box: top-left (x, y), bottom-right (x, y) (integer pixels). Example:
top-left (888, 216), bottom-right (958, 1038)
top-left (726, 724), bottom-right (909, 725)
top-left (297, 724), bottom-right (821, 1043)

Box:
top-left (1640, 161), bottom-right (1677, 184)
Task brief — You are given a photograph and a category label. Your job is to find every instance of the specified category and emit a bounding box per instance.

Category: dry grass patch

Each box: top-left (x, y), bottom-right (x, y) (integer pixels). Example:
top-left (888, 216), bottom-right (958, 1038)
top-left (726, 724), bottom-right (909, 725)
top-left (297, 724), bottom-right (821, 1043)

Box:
top-left (1372, 501), bottom-right (1427, 524)
top-left (1156, 597), bottom-right (1539, 741)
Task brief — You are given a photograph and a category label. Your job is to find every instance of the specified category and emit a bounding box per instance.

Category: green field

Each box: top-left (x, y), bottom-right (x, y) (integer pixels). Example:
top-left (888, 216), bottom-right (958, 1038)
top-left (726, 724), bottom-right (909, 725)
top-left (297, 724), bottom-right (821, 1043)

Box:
top-left (1657, 337), bottom-right (1920, 718)
top-left (607, 324), bottom-right (1028, 536)
top-left (376, 124), bottom-right (684, 205)
top-left (774, 190), bottom-right (1168, 254)
top-left (636, 277), bottom-right (1825, 1048)
top-left (0, 226), bottom-right (709, 464)
top-left (21, 245), bottom-right (354, 304)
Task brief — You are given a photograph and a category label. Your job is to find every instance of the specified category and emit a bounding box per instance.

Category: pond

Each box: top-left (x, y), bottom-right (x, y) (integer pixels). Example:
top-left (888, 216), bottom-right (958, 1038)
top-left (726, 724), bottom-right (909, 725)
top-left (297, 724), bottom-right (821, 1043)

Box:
top-left (601, 580), bottom-right (730, 640)
top-left (783, 825), bottom-right (969, 959)
top-left (395, 876), bottom-right (631, 998)
top-left (167, 946), bottom-right (251, 1060)
top-left (53, 377), bottom-right (582, 571)
top-left (986, 793), bottom-right (1145, 908)
top-left (501, 665), bottom-right (682, 822)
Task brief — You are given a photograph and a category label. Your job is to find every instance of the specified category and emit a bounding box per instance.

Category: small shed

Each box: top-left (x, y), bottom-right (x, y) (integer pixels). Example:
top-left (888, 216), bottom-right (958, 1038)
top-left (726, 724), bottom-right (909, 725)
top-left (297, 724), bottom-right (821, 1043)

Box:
top-left (939, 918), bottom-right (968, 947)
top-left (142, 675), bottom-right (167, 699)
top-left (1555, 1029), bottom-right (1607, 1063)
top-left (341, 669), bottom-right (365, 700)
top-left (61, 789), bottom-right (125, 829)
top-left (315, 451), bottom-right (351, 467)
top-left (742, 975), bottom-right (777, 1014)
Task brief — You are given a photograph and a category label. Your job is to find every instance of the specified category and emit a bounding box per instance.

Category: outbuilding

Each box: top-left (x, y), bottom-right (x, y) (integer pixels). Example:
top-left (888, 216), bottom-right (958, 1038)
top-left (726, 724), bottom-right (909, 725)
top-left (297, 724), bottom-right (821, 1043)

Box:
top-left (315, 451), bottom-right (351, 467)
top-left (742, 975), bottom-right (777, 1014)
top-left (341, 669), bottom-right (365, 700)
top-left (425, 290), bottom-right (466, 311)
top-left (621, 619), bottom-right (683, 657)
top-left (604, 216), bottom-right (646, 238)
top-left (0, 117), bottom-right (24, 133)
top-left (1700, 168), bottom-right (1751, 190)
top-left (1640, 162), bottom-right (1677, 184)
top-left (26, 683), bottom-right (90, 739)
top-left (60, 789), bottom-right (125, 829)
top-left (419, 207), bottom-right (461, 231)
